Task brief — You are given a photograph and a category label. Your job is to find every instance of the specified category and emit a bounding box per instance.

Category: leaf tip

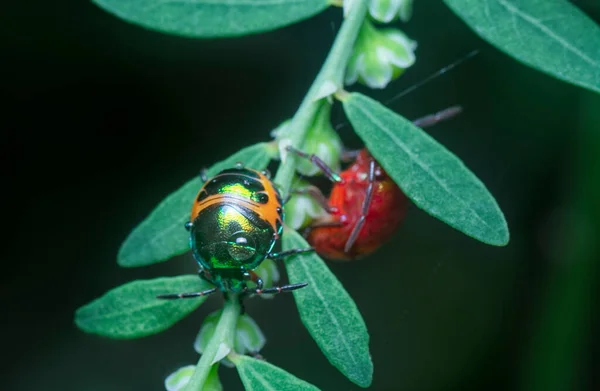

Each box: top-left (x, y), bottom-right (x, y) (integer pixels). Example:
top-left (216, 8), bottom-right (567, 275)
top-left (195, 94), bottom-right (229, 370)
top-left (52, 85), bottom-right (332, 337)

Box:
top-left (494, 228), bottom-right (510, 247)
top-left (476, 226), bottom-right (510, 247)
top-left (348, 361), bottom-right (373, 388)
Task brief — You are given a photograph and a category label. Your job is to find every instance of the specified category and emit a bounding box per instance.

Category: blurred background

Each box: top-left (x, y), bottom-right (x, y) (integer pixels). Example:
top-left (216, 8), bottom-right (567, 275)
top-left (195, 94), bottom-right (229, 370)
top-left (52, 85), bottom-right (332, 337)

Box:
top-left (3, 1), bottom-right (599, 390)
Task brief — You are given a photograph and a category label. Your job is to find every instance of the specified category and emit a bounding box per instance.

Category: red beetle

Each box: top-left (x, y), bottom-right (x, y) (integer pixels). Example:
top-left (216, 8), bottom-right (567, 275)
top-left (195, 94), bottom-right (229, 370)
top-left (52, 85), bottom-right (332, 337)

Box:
top-left (287, 106), bottom-right (462, 260)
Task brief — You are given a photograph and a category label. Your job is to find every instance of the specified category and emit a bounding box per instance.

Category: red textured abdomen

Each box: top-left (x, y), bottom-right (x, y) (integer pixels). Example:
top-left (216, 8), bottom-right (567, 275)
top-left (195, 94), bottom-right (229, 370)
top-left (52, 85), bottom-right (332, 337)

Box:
top-left (308, 176), bottom-right (407, 260)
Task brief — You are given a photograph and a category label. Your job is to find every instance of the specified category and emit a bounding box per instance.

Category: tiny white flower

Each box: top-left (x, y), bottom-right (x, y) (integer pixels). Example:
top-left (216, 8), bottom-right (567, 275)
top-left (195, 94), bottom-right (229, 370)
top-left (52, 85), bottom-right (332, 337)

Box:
top-left (286, 177), bottom-right (329, 230)
top-left (234, 315), bottom-right (267, 354)
top-left (165, 364), bottom-right (223, 391)
top-left (345, 19), bottom-right (417, 89)
top-left (271, 102), bottom-right (342, 177)
top-left (296, 101), bottom-right (343, 177)
top-left (194, 310), bottom-right (267, 367)
top-left (165, 365), bottom-right (195, 391)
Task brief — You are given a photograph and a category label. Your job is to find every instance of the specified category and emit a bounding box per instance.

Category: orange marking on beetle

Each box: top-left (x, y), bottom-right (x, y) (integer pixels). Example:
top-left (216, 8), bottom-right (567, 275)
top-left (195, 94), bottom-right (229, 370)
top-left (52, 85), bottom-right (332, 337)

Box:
top-left (191, 194), bottom-right (257, 220)
top-left (255, 171), bottom-right (284, 237)
top-left (190, 169), bottom-right (283, 236)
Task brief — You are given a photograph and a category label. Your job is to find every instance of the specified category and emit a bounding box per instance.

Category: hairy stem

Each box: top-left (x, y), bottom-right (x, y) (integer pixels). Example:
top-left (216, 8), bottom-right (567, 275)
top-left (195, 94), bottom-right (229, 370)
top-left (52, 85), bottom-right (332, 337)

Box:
top-left (273, 0), bottom-right (369, 196)
top-left (183, 295), bottom-right (240, 391)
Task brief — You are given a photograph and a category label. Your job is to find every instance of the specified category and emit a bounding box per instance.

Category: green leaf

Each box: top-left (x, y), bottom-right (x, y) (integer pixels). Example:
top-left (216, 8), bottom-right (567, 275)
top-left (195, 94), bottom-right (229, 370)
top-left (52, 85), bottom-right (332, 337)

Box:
top-left (93, 0), bottom-right (330, 38)
top-left (118, 142), bottom-right (275, 267)
top-left (283, 230), bottom-right (372, 388)
top-left (231, 354), bottom-right (321, 391)
top-left (443, 0), bottom-right (600, 95)
top-left (75, 275), bottom-right (210, 338)
top-left (204, 364), bottom-right (223, 391)
top-left (343, 92), bottom-right (509, 246)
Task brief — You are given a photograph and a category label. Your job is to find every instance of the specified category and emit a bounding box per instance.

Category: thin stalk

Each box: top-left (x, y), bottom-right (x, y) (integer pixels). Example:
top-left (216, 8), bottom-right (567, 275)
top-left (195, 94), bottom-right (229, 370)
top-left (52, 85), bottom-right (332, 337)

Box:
top-left (183, 295), bottom-right (240, 391)
top-left (183, 4), bottom-right (370, 389)
top-left (274, 0), bottom-right (369, 196)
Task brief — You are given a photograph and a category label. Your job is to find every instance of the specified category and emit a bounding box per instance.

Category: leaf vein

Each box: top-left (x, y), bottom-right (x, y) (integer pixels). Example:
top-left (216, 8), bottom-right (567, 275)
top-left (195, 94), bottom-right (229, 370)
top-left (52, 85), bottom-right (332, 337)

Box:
top-left (245, 365), bottom-right (278, 391)
top-left (353, 102), bottom-right (494, 231)
top-left (496, 0), bottom-right (599, 68)
top-left (296, 257), bottom-right (360, 368)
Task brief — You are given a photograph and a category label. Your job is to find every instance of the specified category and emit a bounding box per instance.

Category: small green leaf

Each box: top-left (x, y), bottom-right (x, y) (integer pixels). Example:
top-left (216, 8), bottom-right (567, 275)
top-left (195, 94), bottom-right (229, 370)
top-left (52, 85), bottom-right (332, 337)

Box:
top-left (93, 0), bottom-right (330, 38)
top-left (118, 142), bottom-right (274, 267)
top-left (443, 0), bottom-right (600, 95)
top-left (231, 354), bottom-right (321, 391)
top-left (75, 275), bottom-right (210, 338)
top-left (283, 230), bottom-right (373, 388)
top-left (343, 92), bottom-right (509, 246)
top-left (203, 364), bottom-right (223, 391)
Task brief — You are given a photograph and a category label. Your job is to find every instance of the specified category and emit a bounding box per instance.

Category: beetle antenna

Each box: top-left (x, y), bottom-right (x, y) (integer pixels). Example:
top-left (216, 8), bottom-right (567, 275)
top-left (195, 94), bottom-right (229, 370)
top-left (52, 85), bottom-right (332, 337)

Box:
top-left (334, 49), bottom-right (479, 132)
top-left (384, 49), bottom-right (480, 106)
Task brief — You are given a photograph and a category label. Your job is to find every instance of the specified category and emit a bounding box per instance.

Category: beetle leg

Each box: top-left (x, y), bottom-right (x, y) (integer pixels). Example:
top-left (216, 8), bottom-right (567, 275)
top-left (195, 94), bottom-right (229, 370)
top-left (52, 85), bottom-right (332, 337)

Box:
top-left (268, 247), bottom-right (315, 261)
top-left (344, 159), bottom-right (376, 254)
top-left (248, 282), bottom-right (308, 295)
top-left (156, 288), bottom-right (218, 300)
top-left (285, 145), bottom-right (343, 183)
top-left (291, 185), bottom-right (338, 214)
top-left (155, 269), bottom-right (218, 299)
top-left (242, 270), bottom-right (264, 290)
top-left (198, 268), bottom-right (213, 284)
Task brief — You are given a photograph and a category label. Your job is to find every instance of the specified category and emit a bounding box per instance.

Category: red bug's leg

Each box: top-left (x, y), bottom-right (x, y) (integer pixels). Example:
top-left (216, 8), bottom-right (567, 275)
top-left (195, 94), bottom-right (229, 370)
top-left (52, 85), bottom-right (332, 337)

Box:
top-left (341, 149), bottom-right (360, 163)
top-left (302, 220), bottom-right (345, 240)
top-left (411, 105), bottom-right (463, 129)
top-left (285, 145), bottom-right (343, 183)
top-left (291, 185), bottom-right (339, 214)
top-left (344, 159), bottom-right (377, 254)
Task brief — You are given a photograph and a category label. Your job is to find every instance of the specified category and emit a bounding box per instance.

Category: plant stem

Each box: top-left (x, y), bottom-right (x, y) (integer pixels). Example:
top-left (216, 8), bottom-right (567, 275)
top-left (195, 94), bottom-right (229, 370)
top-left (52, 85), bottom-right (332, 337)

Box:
top-left (273, 0), bottom-right (369, 196)
top-left (183, 294), bottom-right (240, 391)
top-left (183, 6), bottom-right (370, 388)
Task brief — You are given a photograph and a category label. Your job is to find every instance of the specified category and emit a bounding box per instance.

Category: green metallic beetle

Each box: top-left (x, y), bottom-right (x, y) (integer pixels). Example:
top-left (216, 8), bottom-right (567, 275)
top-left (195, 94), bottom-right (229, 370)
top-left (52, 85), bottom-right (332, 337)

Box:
top-left (157, 163), bottom-right (313, 301)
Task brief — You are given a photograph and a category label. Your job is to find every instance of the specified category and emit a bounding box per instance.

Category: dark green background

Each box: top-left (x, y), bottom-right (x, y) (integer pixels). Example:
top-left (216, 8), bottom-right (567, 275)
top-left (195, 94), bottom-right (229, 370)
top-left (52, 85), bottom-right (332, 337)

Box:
top-left (3, 1), bottom-right (599, 390)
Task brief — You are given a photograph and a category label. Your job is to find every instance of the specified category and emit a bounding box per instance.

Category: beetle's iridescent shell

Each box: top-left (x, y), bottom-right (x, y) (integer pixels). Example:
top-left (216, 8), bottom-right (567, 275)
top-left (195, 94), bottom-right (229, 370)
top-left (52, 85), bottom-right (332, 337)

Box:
top-left (189, 168), bottom-right (283, 292)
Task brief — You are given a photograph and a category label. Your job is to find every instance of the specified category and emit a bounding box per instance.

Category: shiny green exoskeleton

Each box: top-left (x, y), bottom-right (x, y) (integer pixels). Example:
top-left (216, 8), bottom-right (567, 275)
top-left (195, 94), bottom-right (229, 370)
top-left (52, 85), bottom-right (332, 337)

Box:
top-left (157, 163), bottom-right (313, 302)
